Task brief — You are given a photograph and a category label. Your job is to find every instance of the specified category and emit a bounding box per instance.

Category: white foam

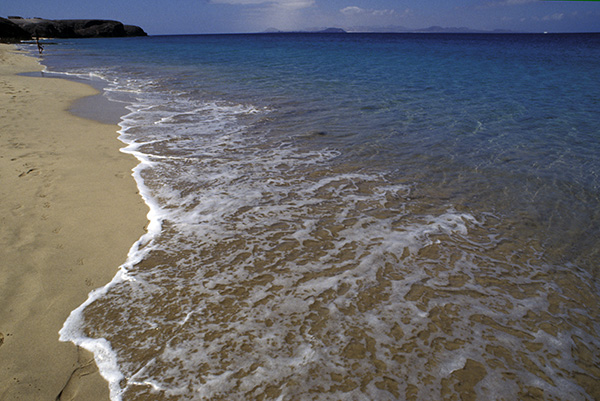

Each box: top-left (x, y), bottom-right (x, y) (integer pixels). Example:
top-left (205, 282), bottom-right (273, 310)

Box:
top-left (59, 269), bottom-right (129, 401)
top-left (440, 355), bottom-right (466, 376)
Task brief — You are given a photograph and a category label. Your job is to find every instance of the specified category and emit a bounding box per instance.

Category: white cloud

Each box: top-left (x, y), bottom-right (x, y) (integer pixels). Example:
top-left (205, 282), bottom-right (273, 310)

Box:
top-left (340, 6), bottom-right (396, 17)
top-left (530, 12), bottom-right (565, 22)
top-left (340, 6), bottom-right (364, 15)
top-left (501, 0), bottom-right (539, 4)
top-left (542, 13), bottom-right (564, 21)
top-left (209, 0), bottom-right (317, 31)
top-left (211, 0), bottom-right (315, 9)
top-left (373, 9), bottom-right (396, 16)
top-left (483, 0), bottom-right (539, 7)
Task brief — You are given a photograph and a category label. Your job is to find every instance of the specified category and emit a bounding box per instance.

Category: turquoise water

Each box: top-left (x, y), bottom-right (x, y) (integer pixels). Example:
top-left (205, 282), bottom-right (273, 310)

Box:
top-left (30, 33), bottom-right (600, 400)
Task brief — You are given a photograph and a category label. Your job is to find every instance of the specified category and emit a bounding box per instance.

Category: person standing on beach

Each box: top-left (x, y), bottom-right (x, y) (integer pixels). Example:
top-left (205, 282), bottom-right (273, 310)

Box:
top-left (36, 36), bottom-right (43, 54)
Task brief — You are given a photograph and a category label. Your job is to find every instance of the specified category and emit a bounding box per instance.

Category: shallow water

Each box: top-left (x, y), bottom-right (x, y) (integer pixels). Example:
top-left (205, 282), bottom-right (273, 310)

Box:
top-left (27, 33), bottom-right (600, 400)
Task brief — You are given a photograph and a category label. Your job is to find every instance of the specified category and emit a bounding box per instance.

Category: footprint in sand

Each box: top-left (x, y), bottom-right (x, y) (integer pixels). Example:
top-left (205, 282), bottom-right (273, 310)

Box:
top-left (0, 332), bottom-right (11, 347)
top-left (56, 347), bottom-right (99, 401)
top-left (9, 142), bottom-right (26, 149)
top-left (11, 204), bottom-right (24, 217)
top-left (18, 168), bottom-right (37, 177)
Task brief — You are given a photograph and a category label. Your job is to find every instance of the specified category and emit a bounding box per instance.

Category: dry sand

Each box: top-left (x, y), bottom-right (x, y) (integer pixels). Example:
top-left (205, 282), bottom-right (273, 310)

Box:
top-left (0, 44), bottom-right (148, 401)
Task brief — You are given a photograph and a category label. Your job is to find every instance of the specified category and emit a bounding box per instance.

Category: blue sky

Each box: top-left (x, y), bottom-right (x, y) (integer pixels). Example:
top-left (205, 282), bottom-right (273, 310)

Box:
top-left (3, 0), bottom-right (599, 34)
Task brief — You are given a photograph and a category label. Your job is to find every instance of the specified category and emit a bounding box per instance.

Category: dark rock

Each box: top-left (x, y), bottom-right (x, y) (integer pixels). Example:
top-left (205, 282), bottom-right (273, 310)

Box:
top-left (8, 18), bottom-right (147, 39)
top-left (69, 20), bottom-right (127, 37)
top-left (10, 19), bottom-right (67, 38)
top-left (124, 25), bottom-right (147, 37)
top-left (0, 17), bottom-right (31, 42)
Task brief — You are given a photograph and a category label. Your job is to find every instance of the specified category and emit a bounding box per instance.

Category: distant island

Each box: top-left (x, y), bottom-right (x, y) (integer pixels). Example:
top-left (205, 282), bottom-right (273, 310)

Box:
top-left (0, 16), bottom-right (147, 42)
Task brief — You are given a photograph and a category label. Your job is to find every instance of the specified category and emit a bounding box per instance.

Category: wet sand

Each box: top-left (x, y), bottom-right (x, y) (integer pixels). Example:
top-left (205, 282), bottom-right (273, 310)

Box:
top-left (0, 44), bottom-right (147, 400)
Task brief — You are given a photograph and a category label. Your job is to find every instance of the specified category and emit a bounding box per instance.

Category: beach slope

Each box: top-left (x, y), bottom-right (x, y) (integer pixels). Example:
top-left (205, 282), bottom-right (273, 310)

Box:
top-left (0, 44), bottom-right (147, 401)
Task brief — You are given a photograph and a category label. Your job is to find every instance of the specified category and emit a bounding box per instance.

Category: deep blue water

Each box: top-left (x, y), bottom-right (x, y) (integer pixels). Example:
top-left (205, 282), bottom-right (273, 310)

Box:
top-left (25, 33), bottom-right (600, 400)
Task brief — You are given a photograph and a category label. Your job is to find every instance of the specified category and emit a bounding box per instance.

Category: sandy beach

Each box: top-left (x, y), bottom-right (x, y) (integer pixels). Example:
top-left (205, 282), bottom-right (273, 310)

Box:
top-left (0, 44), bottom-right (147, 400)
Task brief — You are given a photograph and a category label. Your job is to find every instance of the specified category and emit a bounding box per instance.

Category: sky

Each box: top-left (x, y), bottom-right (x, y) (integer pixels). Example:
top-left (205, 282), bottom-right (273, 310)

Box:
top-left (3, 0), bottom-right (600, 34)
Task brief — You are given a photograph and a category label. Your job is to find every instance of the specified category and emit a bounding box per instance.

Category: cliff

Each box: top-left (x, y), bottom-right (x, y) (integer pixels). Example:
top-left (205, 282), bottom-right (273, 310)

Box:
top-left (1, 17), bottom-right (147, 40)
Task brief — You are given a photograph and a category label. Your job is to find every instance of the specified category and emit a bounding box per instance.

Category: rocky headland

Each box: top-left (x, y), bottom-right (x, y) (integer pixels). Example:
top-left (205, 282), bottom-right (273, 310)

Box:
top-left (0, 16), bottom-right (147, 42)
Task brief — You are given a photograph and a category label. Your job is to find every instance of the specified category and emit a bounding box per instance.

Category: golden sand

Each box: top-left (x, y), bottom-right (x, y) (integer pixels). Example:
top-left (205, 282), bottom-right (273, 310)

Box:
top-left (0, 44), bottom-right (147, 401)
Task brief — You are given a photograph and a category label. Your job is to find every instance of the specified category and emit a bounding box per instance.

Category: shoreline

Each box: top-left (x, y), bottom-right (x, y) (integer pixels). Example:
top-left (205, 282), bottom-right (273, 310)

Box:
top-left (0, 44), bottom-right (148, 400)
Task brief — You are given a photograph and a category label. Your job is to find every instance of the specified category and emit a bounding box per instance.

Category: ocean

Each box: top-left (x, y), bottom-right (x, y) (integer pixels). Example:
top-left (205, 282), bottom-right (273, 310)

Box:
top-left (23, 33), bottom-right (600, 400)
